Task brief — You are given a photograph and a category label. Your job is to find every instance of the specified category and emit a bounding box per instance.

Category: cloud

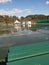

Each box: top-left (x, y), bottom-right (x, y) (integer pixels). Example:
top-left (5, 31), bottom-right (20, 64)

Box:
top-left (22, 9), bottom-right (32, 14)
top-left (46, 1), bottom-right (49, 4)
top-left (0, 0), bottom-right (12, 3)
top-left (0, 8), bottom-right (32, 16)
top-left (27, 10), bottom-right (31, 13)
top-left (0, 9), bottom-right (23, 15)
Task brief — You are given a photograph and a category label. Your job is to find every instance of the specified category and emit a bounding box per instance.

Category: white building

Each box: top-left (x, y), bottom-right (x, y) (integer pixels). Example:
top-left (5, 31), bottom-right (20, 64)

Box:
top-left (14, 20), bottom-right (21, 31)
top-left (27, 21), bottom-right (32, 27)
top-left (22, 22), bottom-right (25, 27)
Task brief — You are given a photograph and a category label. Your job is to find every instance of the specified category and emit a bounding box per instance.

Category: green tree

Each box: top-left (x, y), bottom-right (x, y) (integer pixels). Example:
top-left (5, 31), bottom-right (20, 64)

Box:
top-left (4, 15), bottom-right (10, 28)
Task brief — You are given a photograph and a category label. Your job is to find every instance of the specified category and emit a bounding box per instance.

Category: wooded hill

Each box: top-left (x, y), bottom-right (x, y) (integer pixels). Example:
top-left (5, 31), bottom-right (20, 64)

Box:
top-left (0, 14), bottom-right (49, 28)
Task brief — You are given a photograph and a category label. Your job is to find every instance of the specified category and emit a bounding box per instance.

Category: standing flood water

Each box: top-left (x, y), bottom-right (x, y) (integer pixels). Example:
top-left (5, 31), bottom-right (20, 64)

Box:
top-left (0, 24), bottom-right (49, 64)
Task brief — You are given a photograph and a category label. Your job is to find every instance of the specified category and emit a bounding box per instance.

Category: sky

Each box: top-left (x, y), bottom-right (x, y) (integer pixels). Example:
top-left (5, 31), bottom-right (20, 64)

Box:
top-left (0, 0), bottom-right (49, 17)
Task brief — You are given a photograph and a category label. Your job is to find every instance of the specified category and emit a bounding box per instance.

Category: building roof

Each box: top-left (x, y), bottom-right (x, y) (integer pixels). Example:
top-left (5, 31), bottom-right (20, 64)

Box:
top-left (14, 20), bottom-right (21, 24)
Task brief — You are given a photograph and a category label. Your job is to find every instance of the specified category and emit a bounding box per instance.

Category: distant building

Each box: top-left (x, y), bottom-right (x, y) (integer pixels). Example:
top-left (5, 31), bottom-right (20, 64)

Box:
top-left (22, 22), bottom-right (25, 27)
top-left (27, 21), bottom-right (32, 27)
top-left (14, 20), bottom-right (21, 31)
top-left (14, 20), bottom-right (32, 31)
top-left (22, 21), bottom-right (32, 29)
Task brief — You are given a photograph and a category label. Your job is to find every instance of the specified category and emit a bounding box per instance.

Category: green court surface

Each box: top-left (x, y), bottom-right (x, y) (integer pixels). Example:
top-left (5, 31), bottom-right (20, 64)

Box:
top-left (37, 20), bottom-right (49, 24)
top-left (7, 41), bottom-right (49, 65)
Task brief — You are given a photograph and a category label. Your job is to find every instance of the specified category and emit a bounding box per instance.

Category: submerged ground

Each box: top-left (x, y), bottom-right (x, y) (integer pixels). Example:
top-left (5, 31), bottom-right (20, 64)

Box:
top-left (0, 29), bottom-right (49, 61)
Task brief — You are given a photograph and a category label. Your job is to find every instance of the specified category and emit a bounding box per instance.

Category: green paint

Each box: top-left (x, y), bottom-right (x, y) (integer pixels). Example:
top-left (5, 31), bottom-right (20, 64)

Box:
top-left (7, 41), bottom-right (49, 65)
top-left (37, 20), bottom-right (49, 23)
top-left (7, 54), bottom-right (49, 65)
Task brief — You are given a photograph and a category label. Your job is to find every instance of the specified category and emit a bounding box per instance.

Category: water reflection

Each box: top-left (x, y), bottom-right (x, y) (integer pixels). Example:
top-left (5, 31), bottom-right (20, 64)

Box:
top-left (28, 24), bottom-right (49, 32)
top-left (0, 23), bottom-right (49, 63)
top-left (29, 25), bottom-right (37, 31)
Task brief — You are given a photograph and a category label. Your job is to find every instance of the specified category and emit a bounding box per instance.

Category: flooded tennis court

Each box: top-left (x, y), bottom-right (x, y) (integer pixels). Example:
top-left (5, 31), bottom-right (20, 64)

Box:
top-left (0, 26), bottom-right (49, 64)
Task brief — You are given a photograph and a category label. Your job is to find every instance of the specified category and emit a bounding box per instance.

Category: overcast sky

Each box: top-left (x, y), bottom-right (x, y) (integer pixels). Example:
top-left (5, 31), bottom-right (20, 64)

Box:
top-left (0, 0), bottom-right (49, 17)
